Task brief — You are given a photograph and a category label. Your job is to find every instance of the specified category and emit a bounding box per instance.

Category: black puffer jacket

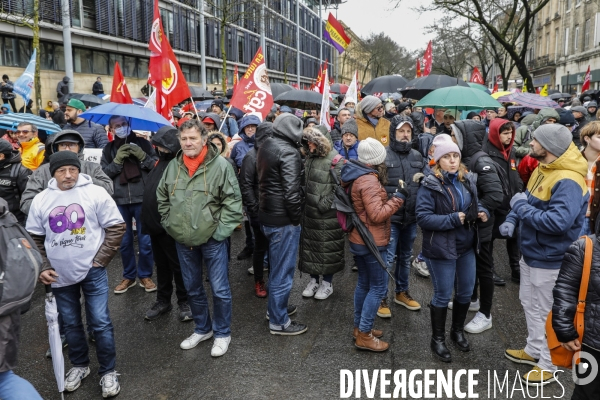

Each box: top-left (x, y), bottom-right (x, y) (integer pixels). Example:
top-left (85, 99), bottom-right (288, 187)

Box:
top-left (239, 122), bottom-right (273, 223)
top-left (0, 146), bottom-right (31, 224)
top-left (330, 120), bottom-right (342, 143)
top-left (552, 236), bottom-right (600, 350)
top-left (453, 120), bottom-right (504, 243)
top-left (256, 115), bottom-right (303, 226)
top-left (410, 112), bottom-right (425, 135)
top-left (141, 126), bottom-right (180, 236)
top-left (384, 115), bottom-right (425, 226)
top-left (101, 132), bottom-right (157, 206)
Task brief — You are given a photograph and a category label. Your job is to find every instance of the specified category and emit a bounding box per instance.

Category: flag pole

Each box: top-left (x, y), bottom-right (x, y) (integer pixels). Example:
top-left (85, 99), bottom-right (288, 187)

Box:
top-left (218, 106), bottom-right (232, 132)
top-left (189, 97), bottom-right (199, 119)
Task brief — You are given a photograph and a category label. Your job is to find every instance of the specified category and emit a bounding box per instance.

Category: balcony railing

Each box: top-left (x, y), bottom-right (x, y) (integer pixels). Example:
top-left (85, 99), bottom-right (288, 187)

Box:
top-left (528, 54), bottom-right (557, 69)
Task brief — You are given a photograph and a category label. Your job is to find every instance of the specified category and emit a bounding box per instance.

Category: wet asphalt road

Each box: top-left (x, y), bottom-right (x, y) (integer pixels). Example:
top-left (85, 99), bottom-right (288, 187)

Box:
top-left (16, 230), bottom-right (576, 400)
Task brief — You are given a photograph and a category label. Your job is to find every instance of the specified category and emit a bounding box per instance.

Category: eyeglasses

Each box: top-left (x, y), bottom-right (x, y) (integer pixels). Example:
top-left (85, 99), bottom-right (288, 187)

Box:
top-left (15, 130), bottom-right (32, 134)
top-left (57, 142), bottom-right (79, 149)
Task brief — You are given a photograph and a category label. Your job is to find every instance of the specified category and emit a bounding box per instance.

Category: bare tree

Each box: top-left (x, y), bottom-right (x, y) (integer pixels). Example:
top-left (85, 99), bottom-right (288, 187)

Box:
top-left (361, 33), bottom-right (415, 82)
top-left (0, 0), bottom-right (41, 110)
top-left (425, 17), bottom-right (471, 78)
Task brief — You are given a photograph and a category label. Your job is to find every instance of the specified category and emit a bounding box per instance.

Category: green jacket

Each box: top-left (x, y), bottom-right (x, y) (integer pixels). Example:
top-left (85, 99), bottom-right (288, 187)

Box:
top-left (156, 143), bottom-right (243, 247)
top-left (514, 109), bottom-right (560, 160)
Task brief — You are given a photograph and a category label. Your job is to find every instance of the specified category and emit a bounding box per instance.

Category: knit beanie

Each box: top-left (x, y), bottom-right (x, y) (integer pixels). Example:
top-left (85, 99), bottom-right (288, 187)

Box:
top-left (384, 102), bottom-right (396, 113)
top-left (49, 150), bottom-right (81, 176)
top-left (432, 134), bottom-right (461, 162)
top-left (359, 96), bottom-right (382, 114)
top-left (341, 118), bottom-right (358, 138)
top-left (358, 137), bottom-right (387, 165)
top-left (532, 124), bottom-right (573, 158)
top-left (571, 106), bottom-right (589, 116)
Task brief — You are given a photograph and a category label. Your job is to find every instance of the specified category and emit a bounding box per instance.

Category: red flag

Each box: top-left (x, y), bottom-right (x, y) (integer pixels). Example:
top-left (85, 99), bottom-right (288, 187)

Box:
top-left (110, 62), bottom-right (133, 104)
top-left (416, 58), bottom-right (422, 78)
top-left (291, 83), bottom-right (299, 89)
top-left (148, 0), bottom-right (170, 83)
top-left (582, 65), bottom-right (591, 93)
top-left (314, 61), bottom-right (328, 94)
top-left (233, 65), bottom-right (239, 91)
top-left (229, 47), bottom-right (273, 120)
top-left (470, 67), bottom-right (484, 85)
top-left (492, 83), bottom-right (498, 94)
top-left (153, 39), bottom-right (192, 121)
top-left (423, 41), bottom-right (433, 76)
top-left (535, 87), bottom-right (541, 94)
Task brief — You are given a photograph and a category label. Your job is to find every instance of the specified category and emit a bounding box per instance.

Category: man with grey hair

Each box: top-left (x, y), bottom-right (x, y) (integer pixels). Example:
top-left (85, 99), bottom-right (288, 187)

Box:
top-left (330, 107), bottom-right (353, 143)
top-left (356, 95), bottom-right (390, 146)
top-left (500, 124), bottom-right (589, 385)
top-left (157, 119), bottom-right (242, 356)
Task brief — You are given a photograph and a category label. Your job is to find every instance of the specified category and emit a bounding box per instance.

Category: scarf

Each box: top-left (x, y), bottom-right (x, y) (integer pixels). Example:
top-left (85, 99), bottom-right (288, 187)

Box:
top-left (183, 145), bottom-right (208, 177)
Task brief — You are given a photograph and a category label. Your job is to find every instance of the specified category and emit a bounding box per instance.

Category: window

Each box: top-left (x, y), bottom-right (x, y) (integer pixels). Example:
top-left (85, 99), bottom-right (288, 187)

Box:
top-left (137, 58), bottom-right (149, 80)
top-left (575, 26), bottom-right (580, 51)
top-left (122, 56), bottom-right (137, 78)
top-left (585, 19), bottom-right (591, 48)
top-left (555, 28), bottom-right (560, 57)
top-left (576, 0), bottom-right (581, 5)
top-left (71, 0), bottom-right (82, 28)
top-left (109, 54), bottom-right (124, 75)
top-left (74, 48), bottom-right (93, 73)
top-left (565, 27), bottom-right (570, 55)
top-left (18, 39), bottom-right (31, 67)
top-left (566, 0), bottom-right (571, 11)
top-left (546, 32), bottom-right (550, 55)
top-left (92, 51), bottom-right (109, 75)
top-left (3, 37), bottom-right (17, 67)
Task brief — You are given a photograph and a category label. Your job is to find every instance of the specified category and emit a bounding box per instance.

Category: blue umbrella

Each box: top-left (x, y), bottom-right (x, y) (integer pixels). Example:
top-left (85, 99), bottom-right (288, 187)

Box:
top-left (0, 113), bottom-right (61, 133)
top-left (80, 103), bottom-right (172, 131)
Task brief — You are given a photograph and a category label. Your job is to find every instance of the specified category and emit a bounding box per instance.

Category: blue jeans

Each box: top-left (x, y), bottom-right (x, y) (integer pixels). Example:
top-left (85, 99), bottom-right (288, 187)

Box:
top-left (0, 371), bottom-right (42, 400)
top-left (385, 222), bottom-right (418, 293)
top-left (117, 203), bottom-right (154, 280)
top-left (351, 243), bottom-right (388, 333)
top-left (580, 217), bottom-right (592, 236)
top-left (53, 267), bottom-right (116, 376)
top-left (176, 238), bottom-right (232, 338)
top-left (262, 224), bottom-right (301, 330)
top-left (424, 249), bottom-right (476, 308)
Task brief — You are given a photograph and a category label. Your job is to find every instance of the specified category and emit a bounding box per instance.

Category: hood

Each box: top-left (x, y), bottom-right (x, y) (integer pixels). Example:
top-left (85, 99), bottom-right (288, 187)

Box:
top-left (452, 120), bottom-right (485, 158)
top-left (388, 115), bottom-right (415, 153)
top-left (255, 122), bottom-right (273, 149)
top-left (203, 112), bottom-right (222, 130)
top-left (532, 108), bottom-right (561, 130)
top-left (238, 114), bottom-right (261, 132)
top-left (48, 172), bottom-right (92, 191)
top-left (314, 124), bottom-right (334, 147)
top-left (340, 159), bottom-right (377, 184)
top-left (272, 113), bottom-right (304, 147)
top-left (62, 76), bottom-right (70, 83)
top-left (51, 129), bottom-right (85, 155)
top-left (0, 148), bottom-right (21, 168)
top-left (0, 138), bottom-right (13, 156)
top-left (539, 142), bottom-right (588, 178)
top-left (519, 113), bottom-right (538, 127)
top-left (0, 103), bottom-right (12, 113)
top-left (240, 132), bottom-right (256, 145)
top-left (488, 118), bottom-right (515, 159)
top-left (152, 126), bottom-right (181, 154)
top-left (409, 112), bottom-right (425, 134)
top-left (303, 129), bottom-right (332, 158)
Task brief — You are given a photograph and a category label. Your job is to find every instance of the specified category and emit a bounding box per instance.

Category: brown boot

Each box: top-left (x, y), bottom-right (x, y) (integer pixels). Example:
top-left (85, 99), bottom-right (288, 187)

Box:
top-left (353, 327), bottom-right (383, 339)
top-left (354, 331), bottom-right (389, 352)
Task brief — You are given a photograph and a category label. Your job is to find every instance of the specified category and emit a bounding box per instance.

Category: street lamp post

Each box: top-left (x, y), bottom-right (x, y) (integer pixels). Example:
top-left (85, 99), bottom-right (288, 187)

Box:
top-left (566, 71), bottom-right (570, 94)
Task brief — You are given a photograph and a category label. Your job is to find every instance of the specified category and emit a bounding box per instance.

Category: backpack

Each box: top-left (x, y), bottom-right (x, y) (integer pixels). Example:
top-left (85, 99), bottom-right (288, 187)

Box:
top-left (0, 207), bottom-right (42, 316)
top-left (330, 155), bottom-right (355, 233)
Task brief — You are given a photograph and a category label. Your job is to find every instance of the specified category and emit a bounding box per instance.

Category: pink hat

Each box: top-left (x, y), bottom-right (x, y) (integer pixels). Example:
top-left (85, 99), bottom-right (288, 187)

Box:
top-left (431, 134), bottom-right (461, 162)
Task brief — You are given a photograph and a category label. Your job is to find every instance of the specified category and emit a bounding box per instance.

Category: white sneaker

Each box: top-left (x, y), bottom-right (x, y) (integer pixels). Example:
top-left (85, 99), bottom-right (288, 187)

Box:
top-left (100, 371), bottom-right (121, 398)
top-left (314, 281), bottom-right (333, 300)
top-left (448, 299), bottom-right (480, 311)
top-left (211, 336), bottom-right (231, 357)
top-left (302, 278), bottom-right (319, 298)
top-left (65, 366), bottom-right (90, 392)
top-left (248, 266), bottom-right (254, 274)
top-left (464, 311), bottom-right (493, 333)
top-left (412, 258), bottom-right (430, 277)
top-left (180, 331), bottom-right (214, 350)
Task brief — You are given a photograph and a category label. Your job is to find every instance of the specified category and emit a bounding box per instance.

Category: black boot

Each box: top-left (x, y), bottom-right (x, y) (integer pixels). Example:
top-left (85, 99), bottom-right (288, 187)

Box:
top-left (429, 304), bottom-right (451, 363)
top-left (450, 301), bottom-right (471, 352)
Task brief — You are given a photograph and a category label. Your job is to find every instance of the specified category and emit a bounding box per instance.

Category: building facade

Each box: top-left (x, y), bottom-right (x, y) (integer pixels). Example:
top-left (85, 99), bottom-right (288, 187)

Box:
top-left (0, 0), bottom-right (335, 107)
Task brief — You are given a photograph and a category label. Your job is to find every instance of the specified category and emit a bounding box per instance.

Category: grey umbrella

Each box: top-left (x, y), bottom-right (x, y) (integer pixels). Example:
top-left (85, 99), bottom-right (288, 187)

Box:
top-left (270, 83), bottom-right (295, 99)
top-left (45, 285), bottom-right (65, 400)
top-left (68, 93), bottom-right (107, 108)
top-left (274, 90), bottom-right (334, 110)
top-left (189, 86), bottom-right (215, 100)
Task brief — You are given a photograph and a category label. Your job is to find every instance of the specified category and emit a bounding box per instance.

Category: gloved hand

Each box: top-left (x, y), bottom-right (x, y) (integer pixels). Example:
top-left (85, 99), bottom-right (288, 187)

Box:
top-left (396, 179), bottom-right (410, 199)
top-left (510, 192), bottom-right (528, 211)
top-left (128, 144), bottom-right (147, 161)
top-left (113, 145), bottom-right (131, 165)
top-left (412, 172), bottom-right (425, 184)
top-left (499, 221), bottom-right (515, 237)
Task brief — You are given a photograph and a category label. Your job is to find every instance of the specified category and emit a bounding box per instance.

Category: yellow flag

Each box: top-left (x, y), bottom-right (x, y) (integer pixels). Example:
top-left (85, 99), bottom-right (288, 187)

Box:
top-left (540, 84), bottom-right (548, 97)
top-left (522, 78), bottom-right (527, 93)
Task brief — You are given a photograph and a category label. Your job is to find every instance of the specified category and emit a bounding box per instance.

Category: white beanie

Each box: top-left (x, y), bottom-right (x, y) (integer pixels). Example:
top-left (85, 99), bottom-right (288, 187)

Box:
top-left (358, 137), bottom-right (387, 165)
top-left (432, 134), bottom-right (461, 162)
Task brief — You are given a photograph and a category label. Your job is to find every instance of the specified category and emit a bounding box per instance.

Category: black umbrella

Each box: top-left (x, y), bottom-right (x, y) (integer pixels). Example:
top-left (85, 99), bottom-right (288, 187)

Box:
top-left (329, 166), bottom-right (393, 280)
top-left (361, 75), bottom-right (408, 96)
top-left (580, 90), bottom-right (600, 103)
top-left (68, 93), bottom-right (106, 108)
top-left (549, 92), bottom-right (571, 100)
top-left (271, 83), bottom-right (295, 100)
top-left (400, 74), bottom-right (470, 100)
top-left (274, 90), bottom-right (332, 110)
top-left (189, 86), bottom-right (215, 100)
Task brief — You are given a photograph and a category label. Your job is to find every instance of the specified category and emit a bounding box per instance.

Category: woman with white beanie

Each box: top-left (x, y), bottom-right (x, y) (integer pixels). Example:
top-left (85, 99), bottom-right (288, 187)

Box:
top-left (415, 135), bottom-right (483, 363)
top-left (340, 138), bottom-right (406, 352)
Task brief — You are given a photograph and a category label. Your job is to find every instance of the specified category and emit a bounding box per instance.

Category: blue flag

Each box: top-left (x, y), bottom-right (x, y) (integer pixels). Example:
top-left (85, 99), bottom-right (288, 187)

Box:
top-left (13, 49), bottom-right (36, 103)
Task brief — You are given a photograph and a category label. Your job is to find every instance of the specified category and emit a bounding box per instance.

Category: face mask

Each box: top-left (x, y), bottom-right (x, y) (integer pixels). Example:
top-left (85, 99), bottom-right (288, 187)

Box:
top-left (114, 126), bottom-right (130, 139)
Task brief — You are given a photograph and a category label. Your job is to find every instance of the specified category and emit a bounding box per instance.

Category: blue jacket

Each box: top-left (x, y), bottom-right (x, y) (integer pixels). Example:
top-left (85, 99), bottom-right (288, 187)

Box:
top-left (334, 140), bottom-right (359, 160)
top-left (416, 171), bottom-right (479, 260)
top-left (230, 133), bottom-right (255, 169)
top-left (505, 143), bottom-right (589, 269)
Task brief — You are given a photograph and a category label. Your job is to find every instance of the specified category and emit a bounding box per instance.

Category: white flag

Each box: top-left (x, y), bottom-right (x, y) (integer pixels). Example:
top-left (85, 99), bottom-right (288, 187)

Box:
top-left (144, 88), bottom-right (157, 111)
top-left (319, 69), bottom-right (331, 131)
top-left (341, 71), bottom-right (358, 108)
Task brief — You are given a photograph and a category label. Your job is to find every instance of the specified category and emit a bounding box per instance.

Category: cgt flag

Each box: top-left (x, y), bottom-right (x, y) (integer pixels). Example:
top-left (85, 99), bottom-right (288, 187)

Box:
top-left (13, 49), bottom-right (36, 103)
top-left (110, 62), bottom-right (133, 104)
top-left (582, 65), bottom-right (591, 93)
top-left (148, 0), bottom-right (170, 83)
top-left (229, 47), bottom-right (273, 120)
top-left (323, 13), bottom-right (351, 54)
top-left (423, 41), bottom-right (433, 76)
top-left (470, 67), bottom-right (484, 85)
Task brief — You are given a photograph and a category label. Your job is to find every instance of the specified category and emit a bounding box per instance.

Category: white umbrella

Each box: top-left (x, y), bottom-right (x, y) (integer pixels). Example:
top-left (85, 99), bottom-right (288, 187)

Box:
top-left (45, 285), bottom-right (65, 400)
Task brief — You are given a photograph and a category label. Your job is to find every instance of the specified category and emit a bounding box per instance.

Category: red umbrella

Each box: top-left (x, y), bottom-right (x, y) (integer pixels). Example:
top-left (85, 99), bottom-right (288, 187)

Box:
top-left (330, 83), bottom-right (349, 94)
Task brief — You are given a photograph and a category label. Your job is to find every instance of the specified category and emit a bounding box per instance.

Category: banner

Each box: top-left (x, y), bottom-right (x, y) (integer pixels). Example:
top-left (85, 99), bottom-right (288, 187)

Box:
top-left (470, 67), bottom-right (484, 85)
top-left (341, 70), bottom-right (358, 108)
top-left (582, 65), bottom-right (591, 92)
top-left (416, 58), bottom-right (421, 78)
top-left (229, 47), bottom-right (273, 120)
top-left (110, 62), bottom-right (133, 104)
top-left (323, 13), bottom-right (351, 54)
top-left (13, 49), bottom-right (36, 103)
top-left (423, 41), bottom-right (433, 76)
top-left (148, 0), bottom-right (170, 83)
top-left (319, 68), bottom-right (331, 130)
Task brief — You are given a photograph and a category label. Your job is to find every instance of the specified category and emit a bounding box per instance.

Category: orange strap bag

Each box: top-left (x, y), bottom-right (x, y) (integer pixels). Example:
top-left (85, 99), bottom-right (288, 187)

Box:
top-left (545, 235), bottom-right (593, 368)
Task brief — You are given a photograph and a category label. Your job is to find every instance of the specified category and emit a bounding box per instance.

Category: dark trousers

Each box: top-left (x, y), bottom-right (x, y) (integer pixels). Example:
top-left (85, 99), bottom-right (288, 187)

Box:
top-left (2, 98), bottom-right (16, 113)
top-left (572, 345), bottom-right (600, 399)
top-left (251, 222), bottom-right (268, 282)
top-left (244, 220), bottom-right (254, 249)
top-left (151, 232), bottom-right (188, 305)
top-left (472, 241), bottom-right (494, 317)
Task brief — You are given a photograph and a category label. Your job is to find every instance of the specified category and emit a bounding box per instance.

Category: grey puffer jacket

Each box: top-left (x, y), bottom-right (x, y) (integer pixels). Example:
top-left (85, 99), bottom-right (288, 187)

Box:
top-left (20, 130), bottom-right (113, 215)
top-left (298, 129), bottom-right (345, 276)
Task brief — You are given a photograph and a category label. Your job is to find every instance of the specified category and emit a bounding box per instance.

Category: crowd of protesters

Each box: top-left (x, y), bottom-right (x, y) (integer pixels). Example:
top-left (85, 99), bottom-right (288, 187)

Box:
top-left (1, 85), bottom-right (600, 399)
